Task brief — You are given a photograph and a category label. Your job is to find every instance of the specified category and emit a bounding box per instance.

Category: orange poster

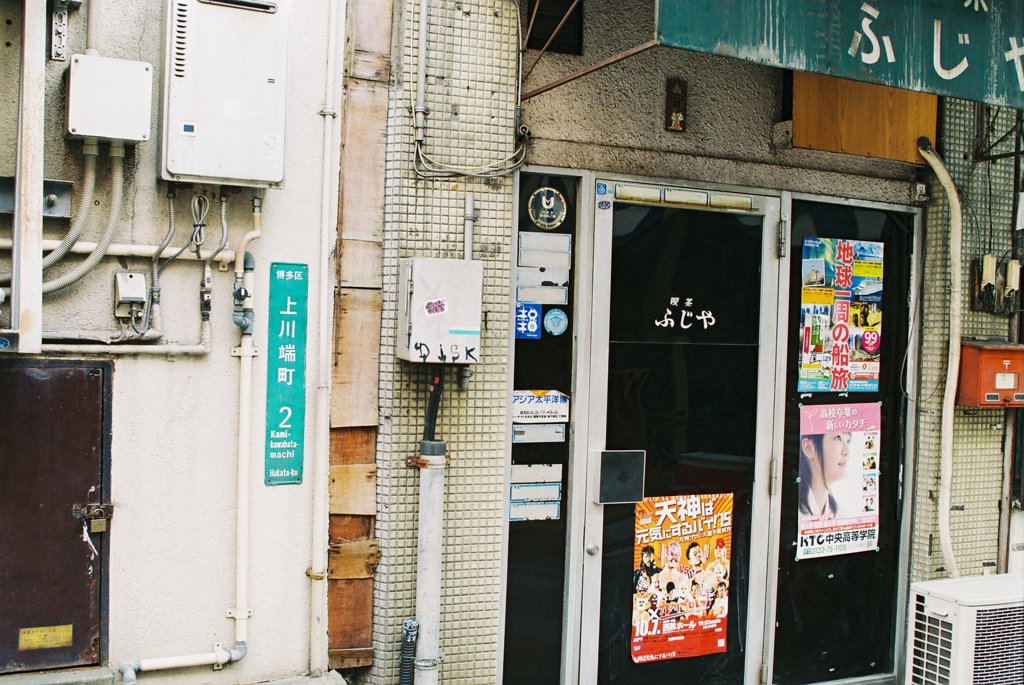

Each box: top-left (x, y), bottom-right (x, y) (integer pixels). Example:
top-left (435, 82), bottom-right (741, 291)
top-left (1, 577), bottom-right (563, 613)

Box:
top-left (631, 493), bottom-right (733, 664)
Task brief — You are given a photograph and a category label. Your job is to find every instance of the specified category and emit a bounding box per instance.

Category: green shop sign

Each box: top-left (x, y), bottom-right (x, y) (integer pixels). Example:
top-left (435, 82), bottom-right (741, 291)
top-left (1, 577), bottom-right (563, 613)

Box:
top-left (657, 0), bottom-right (1024, 109)
top-left (265, 262), bottom-right (309, 486)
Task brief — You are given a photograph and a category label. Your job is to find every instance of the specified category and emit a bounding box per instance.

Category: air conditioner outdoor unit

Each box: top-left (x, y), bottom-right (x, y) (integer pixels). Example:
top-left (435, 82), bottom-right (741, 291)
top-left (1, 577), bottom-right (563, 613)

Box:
top-left (906, 574), bottom-right (1023, 685)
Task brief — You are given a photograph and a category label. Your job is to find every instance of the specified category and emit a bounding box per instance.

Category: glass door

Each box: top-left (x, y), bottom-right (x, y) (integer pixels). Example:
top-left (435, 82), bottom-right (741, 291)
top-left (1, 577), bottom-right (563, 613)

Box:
top-left (579, 181), bottom-right (784, 685)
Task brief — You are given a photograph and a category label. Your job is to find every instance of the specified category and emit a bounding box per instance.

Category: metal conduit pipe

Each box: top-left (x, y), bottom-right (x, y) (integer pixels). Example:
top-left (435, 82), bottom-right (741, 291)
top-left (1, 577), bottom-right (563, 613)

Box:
top-left (42, 141), bottom-right (125, 295)
top-left (918, 137), bottom-right (963, 579)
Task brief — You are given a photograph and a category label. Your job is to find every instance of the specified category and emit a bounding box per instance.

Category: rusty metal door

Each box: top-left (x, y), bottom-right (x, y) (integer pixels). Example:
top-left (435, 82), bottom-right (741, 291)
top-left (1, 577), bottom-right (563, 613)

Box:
top-left (0, 361), bottom-right (109, 674)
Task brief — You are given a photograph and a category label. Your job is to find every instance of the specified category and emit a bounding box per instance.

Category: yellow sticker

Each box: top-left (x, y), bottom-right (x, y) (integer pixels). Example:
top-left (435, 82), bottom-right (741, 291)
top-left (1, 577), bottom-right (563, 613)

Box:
top-left (18, 624), bottom-right (73, 650)
top-left (853, 260), bottom-right (883, 278)
top-left (801, 286), bottom-right (833, 305)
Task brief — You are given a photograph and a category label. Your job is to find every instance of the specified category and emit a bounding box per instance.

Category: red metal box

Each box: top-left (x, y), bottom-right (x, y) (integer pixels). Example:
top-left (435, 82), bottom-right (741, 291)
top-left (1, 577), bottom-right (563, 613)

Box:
top-left (957, 341), bottom-right (1024, 407)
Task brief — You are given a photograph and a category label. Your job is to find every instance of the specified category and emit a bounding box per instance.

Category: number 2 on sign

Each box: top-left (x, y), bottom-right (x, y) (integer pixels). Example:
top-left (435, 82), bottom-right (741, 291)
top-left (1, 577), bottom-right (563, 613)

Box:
top-left (279, 406), bottom-right (293, 429)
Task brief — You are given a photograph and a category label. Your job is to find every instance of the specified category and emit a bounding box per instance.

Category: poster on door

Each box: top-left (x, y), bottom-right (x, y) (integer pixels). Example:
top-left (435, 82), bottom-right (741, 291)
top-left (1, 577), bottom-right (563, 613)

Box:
top-left (796, 403), bottom-right (881, 560)
top-left (798, 237), bottom-right (883, 393)
top-left (631, 493), bottom-right (733, 663)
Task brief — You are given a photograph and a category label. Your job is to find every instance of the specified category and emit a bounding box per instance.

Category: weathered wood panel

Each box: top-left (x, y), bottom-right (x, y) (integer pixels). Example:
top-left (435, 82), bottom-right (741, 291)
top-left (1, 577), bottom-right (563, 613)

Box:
top-left (328, 540), bottom-right (381, 579)
top-left (339, 239), bottom-right (383, 289)
top-left (329, 464), bottom-right (376, 516)
top-left (330, 514), bottom-right (374, 543)
top-left (792, 71), bottom-right (937, 165)
top-left (348, 0), bottom-right (393, 58)
top-left (330, 426), bottom-right (377, 465)
top-left (331, 288), bottom-right (381, 428)
top-left (339, 80), bottom-right (387, 244)
top-left (328, 578), bottom-right (373, 651)
top-left (328, 646), bottom-right (373, 670)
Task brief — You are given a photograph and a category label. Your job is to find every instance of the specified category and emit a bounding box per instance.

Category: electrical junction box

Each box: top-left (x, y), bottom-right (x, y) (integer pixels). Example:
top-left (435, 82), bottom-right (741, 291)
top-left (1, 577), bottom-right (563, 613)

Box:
top-left (160, 0), bottom-right (290, 187)
top-left (66, 54), bottom-right (153, 143)
top-left (957, 340), bottom-right (1024, 407)
top-left (397, 258), bottom-right (483, 365)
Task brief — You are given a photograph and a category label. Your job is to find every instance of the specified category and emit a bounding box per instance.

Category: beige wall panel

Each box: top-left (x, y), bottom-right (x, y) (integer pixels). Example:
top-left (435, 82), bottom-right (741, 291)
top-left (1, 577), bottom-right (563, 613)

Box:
top-left (350, 51), bottom-right (390, 82)
top-left (331, 287), bottom-right (382, 427)
top-left (340, 82), bottom-right (388, 243)
top-left (339, 238), bottom-right (383, 288)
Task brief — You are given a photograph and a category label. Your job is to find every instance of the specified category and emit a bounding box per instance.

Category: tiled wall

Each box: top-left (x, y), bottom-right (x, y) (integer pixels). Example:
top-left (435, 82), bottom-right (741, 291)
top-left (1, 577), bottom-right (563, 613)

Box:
top-left (370, 1), bottom-right (520, 682)
top-left (913, 100), bottom-right (1017, 580)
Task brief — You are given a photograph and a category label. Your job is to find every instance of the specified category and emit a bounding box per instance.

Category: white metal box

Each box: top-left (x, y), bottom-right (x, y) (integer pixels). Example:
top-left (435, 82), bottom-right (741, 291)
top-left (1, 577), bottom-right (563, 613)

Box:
top-left (907, 574), bottom-right (1023, 685)
top-left (397, 258), bottom-right (483, 365)
top-left (160, 0), bottom-right (290, 187)
top-left (66, 54), bottom-right (153, 143)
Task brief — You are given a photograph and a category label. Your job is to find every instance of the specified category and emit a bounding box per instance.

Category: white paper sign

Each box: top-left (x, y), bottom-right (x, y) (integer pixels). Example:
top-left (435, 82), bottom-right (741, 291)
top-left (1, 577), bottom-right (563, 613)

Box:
top-left (511, 390), bottom-right (570, 423)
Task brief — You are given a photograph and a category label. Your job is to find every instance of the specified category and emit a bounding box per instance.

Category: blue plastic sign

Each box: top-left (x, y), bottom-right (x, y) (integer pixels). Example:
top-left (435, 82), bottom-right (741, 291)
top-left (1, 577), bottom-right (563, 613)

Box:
top-left (265, 263), bottom-right (308, 486)
top-left (515, 303), bottom-right (542, 339)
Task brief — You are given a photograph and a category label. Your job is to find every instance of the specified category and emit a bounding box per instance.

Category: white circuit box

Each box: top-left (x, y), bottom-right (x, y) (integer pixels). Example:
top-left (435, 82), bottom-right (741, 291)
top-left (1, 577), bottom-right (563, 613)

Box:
top-left (66, 54), bottom-right (153, 142)
top-left (160, 0), bottom-right (290, 187)
top-left (397, 258), bottom-right (483, 365)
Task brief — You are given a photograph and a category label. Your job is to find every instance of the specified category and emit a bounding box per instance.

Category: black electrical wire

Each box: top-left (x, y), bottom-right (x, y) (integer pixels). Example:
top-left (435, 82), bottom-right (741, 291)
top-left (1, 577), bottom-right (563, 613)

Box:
top-left (422, 366), bottom-right (444, 442)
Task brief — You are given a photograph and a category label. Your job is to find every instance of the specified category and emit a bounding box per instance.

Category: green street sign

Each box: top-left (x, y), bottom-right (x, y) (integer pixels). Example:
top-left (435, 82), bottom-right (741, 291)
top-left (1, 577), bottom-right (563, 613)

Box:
top-left (265, 262), bottom-right (309, 486)
top-left (657, 1), bottom-right (1024, 109)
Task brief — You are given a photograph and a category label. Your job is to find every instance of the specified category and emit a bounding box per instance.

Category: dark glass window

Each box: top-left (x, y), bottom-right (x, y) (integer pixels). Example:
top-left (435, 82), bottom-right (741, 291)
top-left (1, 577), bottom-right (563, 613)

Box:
top-left (526, 0), bottom-right (583, 55)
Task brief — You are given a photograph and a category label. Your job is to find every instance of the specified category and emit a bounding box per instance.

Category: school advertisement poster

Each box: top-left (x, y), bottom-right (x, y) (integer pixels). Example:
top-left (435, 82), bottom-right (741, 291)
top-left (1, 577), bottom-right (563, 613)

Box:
top-left (631, 493), bottom-right (733, 664)
top-left (797, 403), bottom-right (881, 560)
top-left (798, 237), bottom-right (884, 393)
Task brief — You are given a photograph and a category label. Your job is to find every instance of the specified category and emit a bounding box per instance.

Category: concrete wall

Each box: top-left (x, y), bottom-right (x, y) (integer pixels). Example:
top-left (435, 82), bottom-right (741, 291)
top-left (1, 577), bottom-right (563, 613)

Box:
top-left (1, 1), bottom-right (340, 683)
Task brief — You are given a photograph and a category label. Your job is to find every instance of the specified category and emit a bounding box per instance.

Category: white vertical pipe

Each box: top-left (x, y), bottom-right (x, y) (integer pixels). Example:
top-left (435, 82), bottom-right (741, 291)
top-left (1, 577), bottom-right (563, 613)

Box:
top-left (309, 0), bottom-right (345, 673)
top-left (414, 0), bottom-right (429, 142)
top-left (464, 193), bottom-right (475, 261)
top-left (13, 1), bottom-right (46, 352)
top-left (415, 461), bottom-right (445, 685)
top-left (919, 139), bottom-right (962, 579)
top-left (235, 328), bottom-right (254, 643)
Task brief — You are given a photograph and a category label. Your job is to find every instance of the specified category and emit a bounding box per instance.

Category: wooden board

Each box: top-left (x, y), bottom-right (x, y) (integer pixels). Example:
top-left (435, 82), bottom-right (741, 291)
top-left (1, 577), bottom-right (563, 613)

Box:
top-left (330, 288), bottom-right (382, 428)
top-left (330, 514), bottom-right (374, 543)
top-left (329, 464), bottom-right (376, 515)
top-left (339, 239), bottom-right (383, 289)
top-left (328, 578), bottom-right (373, 650)
top-left (328, 647), bottom-right (373, 670)
top-left (348, 0), bottom-right (392, 57)
top-left (328, 540), bottom-right (381, 580)
top-left (340, 80), bottom-right (388, 243)
top-left (792, 71), bottom-right (937, 164)
top-left (330, 426), bottom-right (377, 465)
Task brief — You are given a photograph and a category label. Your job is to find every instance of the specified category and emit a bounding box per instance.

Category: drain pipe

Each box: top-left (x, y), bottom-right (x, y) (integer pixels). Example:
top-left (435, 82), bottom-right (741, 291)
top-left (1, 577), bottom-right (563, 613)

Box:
top-left (918, 137), bottom-right (962, 578)
top-left (306, 0), bottom-right (345, 672)
top-left (458, 194), bottom-right (478, 389)
top-left (413, 369), bottom-right (446, 685)
top-left (414, 0), bottom-right (429, 144)
top-left (119, 200), bottom-right (261, 683)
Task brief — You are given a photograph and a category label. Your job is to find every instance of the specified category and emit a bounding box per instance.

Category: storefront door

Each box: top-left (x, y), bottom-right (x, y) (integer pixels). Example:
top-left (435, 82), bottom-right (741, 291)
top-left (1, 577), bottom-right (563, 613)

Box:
top-left (577, 181), bottom-right (784, 685)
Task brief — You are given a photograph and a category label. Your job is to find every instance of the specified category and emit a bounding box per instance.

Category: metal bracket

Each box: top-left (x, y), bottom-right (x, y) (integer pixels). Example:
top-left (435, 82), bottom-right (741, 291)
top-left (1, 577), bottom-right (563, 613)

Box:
top-left (405, 455), bottom-right (450, 468)
top-left (0, 177), bottom-right (74, 219)
top-left (769, 455), bottom-right (779, 497)
top-left (776, 219), bottom-right (788, 259)
top-left (212, 642), bottom-right (224, 670)
top-left (51, 0), bottom-right (83, 61)
top-left (231, 346), bottom-right (260, 357)
top-left (226, 608), bottom-right (254, 618)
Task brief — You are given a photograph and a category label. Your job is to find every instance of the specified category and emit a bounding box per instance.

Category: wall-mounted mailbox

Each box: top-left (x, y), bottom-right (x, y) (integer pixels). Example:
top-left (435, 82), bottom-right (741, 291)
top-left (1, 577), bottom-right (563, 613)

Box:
top-left (957, 341), bottom-right (1024, 407)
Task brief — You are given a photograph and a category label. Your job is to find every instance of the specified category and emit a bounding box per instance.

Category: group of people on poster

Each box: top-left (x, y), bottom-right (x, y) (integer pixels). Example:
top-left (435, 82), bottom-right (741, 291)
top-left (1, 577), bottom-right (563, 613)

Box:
top-left (632, 538), bottom-right (730, 622)
top-left (631, 494), bottom-right (733, 663)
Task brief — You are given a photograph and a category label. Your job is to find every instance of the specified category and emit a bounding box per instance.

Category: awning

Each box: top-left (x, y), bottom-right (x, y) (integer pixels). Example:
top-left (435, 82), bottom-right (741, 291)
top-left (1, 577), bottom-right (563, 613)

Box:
top-left (656, 0), bottom-right (1024, 109)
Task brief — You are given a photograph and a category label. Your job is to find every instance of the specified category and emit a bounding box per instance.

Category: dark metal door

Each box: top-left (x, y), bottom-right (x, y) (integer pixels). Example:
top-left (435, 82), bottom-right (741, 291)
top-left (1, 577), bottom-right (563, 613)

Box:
top-left (0, 361), bottom-right (109, 674)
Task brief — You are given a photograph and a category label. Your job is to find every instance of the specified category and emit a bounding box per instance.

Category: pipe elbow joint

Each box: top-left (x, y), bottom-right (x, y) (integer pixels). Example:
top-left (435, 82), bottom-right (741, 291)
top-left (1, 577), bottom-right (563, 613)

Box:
top-left (229, 642), bottom-right (248, 663)
top-left (917, 136), bottom-right (934, 152)
top-left (243, 252), bottom-right (256, 271)
top-left (120, 661), bottom-right (140, 684)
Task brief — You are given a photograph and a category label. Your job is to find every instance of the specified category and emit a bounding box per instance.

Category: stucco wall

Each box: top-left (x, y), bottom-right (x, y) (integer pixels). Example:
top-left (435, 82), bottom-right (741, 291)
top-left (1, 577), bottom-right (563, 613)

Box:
top-left (1, 1), bottom-right (339, 682)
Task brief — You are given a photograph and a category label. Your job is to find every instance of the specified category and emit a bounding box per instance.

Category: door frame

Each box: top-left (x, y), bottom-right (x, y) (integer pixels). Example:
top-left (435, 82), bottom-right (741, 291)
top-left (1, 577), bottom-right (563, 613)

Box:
top-left (576, 175), bottom-right (784, 685)
top-left (758, 194), bottom-right (923, 685)
top-left (499, 170), bottom-right (922, 685)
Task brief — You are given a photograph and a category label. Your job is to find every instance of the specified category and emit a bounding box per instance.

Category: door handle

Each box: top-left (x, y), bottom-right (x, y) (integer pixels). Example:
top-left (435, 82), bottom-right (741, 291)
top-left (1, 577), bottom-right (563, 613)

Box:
top-left (586, 544), bottom-right (600, 556)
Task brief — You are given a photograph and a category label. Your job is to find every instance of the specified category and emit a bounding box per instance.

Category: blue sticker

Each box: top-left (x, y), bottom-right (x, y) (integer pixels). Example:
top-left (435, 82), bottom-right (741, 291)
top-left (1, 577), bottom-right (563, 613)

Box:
top-left (596, 182), bottom-right (607, 195)
top-left (0, 337), bottom-right (8, 350)
top-left (598, 200), bottom-right (611, 210)
top-left (515, 303), bottom-right (542, 339)
top-left (544, 308), bottom-right (569, 336)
